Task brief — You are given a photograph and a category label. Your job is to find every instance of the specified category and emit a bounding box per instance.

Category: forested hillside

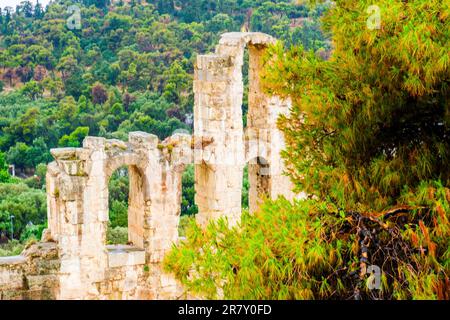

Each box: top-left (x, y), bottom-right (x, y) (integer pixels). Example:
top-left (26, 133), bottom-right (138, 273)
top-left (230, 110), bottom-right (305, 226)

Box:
top-left (0, 0), bottom-right (330, 252)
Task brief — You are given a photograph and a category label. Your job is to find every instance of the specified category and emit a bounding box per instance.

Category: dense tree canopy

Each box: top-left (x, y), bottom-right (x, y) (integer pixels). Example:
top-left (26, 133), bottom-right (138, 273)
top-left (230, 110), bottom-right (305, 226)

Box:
top-left (0, 152), bottom-right (10, 182)
top-left (0, 0), bottom-right (329, 167)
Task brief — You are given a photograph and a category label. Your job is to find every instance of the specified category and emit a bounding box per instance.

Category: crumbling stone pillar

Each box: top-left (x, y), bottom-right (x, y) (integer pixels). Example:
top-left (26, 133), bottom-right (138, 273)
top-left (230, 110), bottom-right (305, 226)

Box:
top-left (140, 132), bottom-right (192, 299)
top-left (47, 143), bottom-right (100, 300)
top-left (194, 32), bottom-right (297, 227)
top-left (194, 50), bottom-right (244, 227)
top-left (42, 132), bottom-right (192, 300)
top-left (1, 32), bottom-right (298, 300)
top-left (247, 42), bottom-right (297, 213)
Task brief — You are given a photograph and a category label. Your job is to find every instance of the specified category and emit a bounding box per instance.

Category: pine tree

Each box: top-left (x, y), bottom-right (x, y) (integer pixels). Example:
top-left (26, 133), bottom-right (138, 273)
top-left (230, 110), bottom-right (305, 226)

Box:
top-left (20, 1), bottom-right (34, 18)
top-left (164, 0), bottom-right (450, 301)
top-left (262, 0), bottom-right (450, 211)
top-left (4, 7), bottom-right (12, 35)
top-left (34, 0), bottom-right (43, 19)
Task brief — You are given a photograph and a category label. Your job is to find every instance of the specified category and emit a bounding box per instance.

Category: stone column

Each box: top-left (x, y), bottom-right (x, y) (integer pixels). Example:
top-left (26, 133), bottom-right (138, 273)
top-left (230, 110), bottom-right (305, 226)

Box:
top-left (136, 132), bottom-right (188, 299)
top-left (194, 51), bottom-right (245, 228)
top-left (246, 43), bottom-right (272, 214)
top-left (266, 96), bottom-right (298, 202)
top-left (194, 32), bottom-right (298, 226)
top-left (127, 165), bottom-right (146, 248)
top-left (77, 137), bottom-right (110, 299)
top-left (48, 144), bottom-right (101, 300)
top-left (246, 43), bottom-right (297, 212)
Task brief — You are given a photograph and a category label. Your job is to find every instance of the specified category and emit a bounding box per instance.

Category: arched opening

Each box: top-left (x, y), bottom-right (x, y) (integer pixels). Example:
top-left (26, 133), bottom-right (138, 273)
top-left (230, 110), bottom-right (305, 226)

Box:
top-left (106, 164), bottom-right (146, 249)
top-left (179, 164), bottom-right (197, 238)
top-left (107, 166), bottom-right (129, 245)
top-left (194, 33), bottom-right (284, 226)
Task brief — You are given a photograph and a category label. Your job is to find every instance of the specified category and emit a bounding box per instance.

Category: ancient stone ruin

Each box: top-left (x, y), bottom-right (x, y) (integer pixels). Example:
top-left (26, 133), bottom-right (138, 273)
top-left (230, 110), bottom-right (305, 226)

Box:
top-left (0, 32), bottom-right (297, 300)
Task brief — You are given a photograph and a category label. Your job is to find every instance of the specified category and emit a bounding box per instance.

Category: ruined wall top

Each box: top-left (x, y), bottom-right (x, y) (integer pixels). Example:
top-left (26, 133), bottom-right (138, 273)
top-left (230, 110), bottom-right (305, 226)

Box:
top-left (216, 32), bottom-right (276, 55)
top-left (49, 131), bottom-right (193, 178)
top-left (195, 32), bottom-right (277, 90)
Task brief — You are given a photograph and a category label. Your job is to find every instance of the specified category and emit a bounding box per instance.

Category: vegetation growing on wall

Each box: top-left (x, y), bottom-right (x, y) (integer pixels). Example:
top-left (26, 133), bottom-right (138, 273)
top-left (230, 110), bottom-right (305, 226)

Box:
top-left (165, 190), bottom-right (449, 300)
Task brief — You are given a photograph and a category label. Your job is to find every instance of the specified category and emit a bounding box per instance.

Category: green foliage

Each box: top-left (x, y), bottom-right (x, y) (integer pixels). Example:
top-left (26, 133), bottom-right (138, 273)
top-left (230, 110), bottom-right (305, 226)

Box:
top-left (165, 187), bottom-right (450, 300)
top-left (262, 0), bottom-right (450, 211)
top-left (20, 80), bottom-right (44, 100)
top-left (0, 240), bottom-right (25, 257)
top-left (6, 142), bottom-right (30, 169)
top-left (178, 215), bottom-right (194, 238)
top-left (181, 165), bottom-right (198, 216)
top-left (108, 167), bottom-right (129, 228)
top-left (165, 198), bottom-right (351, 299)
top-left (35, 163), bottom-right (48, 188)
top-left (0, 152), bottom-right (10, 183)
top-left (0, 183), bottom-right (47, 240)
top-left (23, 162), bottom-right (48, 190)
top-left (6, 138), bottom-right (52, 169)
top-left (207, 14), bottom-right (234, 34)
top-left (58, 127), bottom-right (90, 148)
top-left (106, 226), bottom-right (128, 245)
top-left (19, 223), bottom-right (46, 243)
top-left (109, 200), bottom-right (128, 228)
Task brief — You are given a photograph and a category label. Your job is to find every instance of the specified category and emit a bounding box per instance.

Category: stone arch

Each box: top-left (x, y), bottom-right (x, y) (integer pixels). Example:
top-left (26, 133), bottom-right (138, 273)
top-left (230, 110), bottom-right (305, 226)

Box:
top-left (0, 32), bottom-right (299, 301)
top-left (104, 153), bottom-right (148, 249)
top-left (194, 32), bottom-right (296, 226)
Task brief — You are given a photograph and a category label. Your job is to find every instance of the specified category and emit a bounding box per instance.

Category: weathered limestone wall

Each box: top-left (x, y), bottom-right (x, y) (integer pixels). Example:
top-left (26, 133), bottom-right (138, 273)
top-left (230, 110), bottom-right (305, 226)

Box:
top-left (0, 242), bottom-right (59, 300)
top-left (47, 132), bottom-right (191, 300)
top-left (0, 32), bottom-right (298, 300)
top-left (193, 50), bottom-right (244, 226)
top-left (0, 131), bottom-right (192, 300)
top-left (194, 32), bottom-right (297, 226)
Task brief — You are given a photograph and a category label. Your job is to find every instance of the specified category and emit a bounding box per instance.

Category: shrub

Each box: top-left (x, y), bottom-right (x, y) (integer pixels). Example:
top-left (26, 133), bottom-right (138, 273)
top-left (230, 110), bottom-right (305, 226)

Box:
top-left (106, 226), bottom-right (128, 245)
top-left (0, 240), bottom-right (25, 257)
top-left (178, 215), bottom-right (194, 238)
top-left (19, 223), bottom-right (46, 243)
top-left (165, 183), bottom-right (449, 300)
